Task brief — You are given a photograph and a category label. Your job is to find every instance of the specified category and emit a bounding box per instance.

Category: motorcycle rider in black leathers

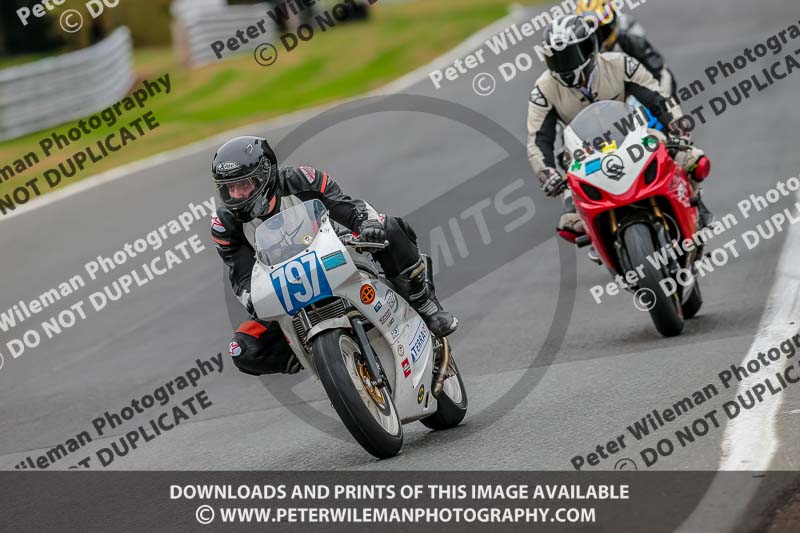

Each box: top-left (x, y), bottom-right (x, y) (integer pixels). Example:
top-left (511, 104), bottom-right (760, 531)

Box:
top-left (210, 136), bottom-right (458, 376)
top-left (575, 0), bottom-right (677, 98)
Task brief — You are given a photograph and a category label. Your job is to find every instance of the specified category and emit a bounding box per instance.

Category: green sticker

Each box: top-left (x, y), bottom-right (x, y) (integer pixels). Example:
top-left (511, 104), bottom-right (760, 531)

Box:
top-left (571, 160), bottom-right (582, 171)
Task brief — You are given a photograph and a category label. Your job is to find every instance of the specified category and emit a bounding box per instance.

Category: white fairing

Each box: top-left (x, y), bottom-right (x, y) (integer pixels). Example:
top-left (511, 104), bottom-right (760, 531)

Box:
top-left (563, 101), bottom-right (652, 197)
top-left (250, 208), bottom-right (438, 423)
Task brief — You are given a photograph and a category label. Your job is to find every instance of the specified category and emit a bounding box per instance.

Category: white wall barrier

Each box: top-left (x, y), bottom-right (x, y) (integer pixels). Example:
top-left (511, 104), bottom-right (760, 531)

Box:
top-left (171, 0), bottom-right (280, 67)
top-left (170, 0), bottom-right (381, 67)
top-left (0, 27), bottom-right (135, 142)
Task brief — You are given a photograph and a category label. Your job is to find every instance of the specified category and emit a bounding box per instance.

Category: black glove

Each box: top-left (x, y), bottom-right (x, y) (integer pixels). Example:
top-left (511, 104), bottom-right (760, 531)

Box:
top-left (664, 130), bottom-right (692, 157)
top-left (667, 117), bottom-right (694, 139)
top-left (538, 167), bottom-right (566, 197)
top-left (358, 219), bottom-right (386, 244)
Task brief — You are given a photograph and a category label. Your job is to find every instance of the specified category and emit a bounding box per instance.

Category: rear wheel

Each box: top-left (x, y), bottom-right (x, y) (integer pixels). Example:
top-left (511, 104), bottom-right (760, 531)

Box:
top-left (421, 341), bottom-right (468, 430)
top-left (312, 330), bottom-right (402, 458)
top-left (623, 223), bottom-right (684, 337)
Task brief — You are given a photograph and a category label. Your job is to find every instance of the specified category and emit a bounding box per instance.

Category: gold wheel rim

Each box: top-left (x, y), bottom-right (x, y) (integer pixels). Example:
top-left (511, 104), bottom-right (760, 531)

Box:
top-left (358, 361), bottom-right (385, 406)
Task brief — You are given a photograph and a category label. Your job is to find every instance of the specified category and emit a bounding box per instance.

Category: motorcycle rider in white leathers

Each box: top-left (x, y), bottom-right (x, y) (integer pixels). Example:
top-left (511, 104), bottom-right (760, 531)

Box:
top-left (526, 15), bottom-right (713, 243)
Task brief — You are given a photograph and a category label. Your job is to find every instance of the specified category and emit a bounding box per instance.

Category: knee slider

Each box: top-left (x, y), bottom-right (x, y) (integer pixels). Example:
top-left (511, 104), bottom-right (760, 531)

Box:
top-left (228, 320), bottom-right (286, 376)
top-left (228, 331), bottom-right (262, 374)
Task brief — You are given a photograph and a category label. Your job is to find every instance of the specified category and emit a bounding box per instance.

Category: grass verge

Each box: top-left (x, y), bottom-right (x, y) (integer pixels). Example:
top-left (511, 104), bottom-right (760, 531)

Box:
top-left (0, 0), bottom-right (534, 207)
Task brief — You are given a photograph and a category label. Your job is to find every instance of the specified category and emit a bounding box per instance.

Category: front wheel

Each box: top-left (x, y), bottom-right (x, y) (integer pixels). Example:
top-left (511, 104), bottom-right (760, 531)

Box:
top-left (682, 280), bottom-right (703, 319)
top-left (312, 329), bottom-right (403, 459)
top-left (623, 223), bottom-right (684, 337)
top-left (421, 343), bottom-right (468, 430)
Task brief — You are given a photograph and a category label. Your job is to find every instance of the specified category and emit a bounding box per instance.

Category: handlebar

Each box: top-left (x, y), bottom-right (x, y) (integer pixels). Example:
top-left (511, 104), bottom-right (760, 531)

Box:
top-left (663, 134), bottom-right (693, 152)
top-left (339, 234), bottom-right (390, 251)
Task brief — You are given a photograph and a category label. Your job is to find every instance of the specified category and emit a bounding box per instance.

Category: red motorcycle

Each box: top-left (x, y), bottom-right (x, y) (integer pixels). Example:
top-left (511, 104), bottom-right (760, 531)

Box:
top-left (563, 101), bottom-right (706, 337)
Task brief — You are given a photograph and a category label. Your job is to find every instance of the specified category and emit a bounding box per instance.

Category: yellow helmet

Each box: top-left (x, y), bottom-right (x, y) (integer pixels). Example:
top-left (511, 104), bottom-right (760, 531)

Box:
top-left (575, 0), bottom-right (619, 50)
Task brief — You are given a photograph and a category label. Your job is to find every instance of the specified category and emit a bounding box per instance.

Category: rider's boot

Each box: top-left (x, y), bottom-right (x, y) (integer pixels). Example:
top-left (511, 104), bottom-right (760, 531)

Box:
top-left (697, 197), bottom-right (716, 228)
top-left (391, 258), bottom-right (458, 338)
top-left (587, 247), bottom-right (601, 265)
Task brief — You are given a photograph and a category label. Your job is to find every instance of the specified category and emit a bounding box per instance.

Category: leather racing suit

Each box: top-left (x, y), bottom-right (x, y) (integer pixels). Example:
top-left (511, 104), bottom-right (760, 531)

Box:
top-left (211, 165), bottom-right (447, 375)
top-left (526, 52), bottom-right (707, 237)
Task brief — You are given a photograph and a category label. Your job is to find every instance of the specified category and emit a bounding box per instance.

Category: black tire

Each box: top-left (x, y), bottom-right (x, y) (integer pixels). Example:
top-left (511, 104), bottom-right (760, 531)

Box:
top-left (312, 329), bottom-right (402, 459)
top-left (421, 352), bottom-right (468, 430)
top-left (682, 280), bottom-right (703, 319)
top-left (623, 223), bottom-right (684, 337)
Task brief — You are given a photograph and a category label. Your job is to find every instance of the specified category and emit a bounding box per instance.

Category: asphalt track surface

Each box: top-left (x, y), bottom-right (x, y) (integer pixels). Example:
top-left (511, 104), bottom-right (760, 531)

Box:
top-left (2, 1), bottom-right (800, 527)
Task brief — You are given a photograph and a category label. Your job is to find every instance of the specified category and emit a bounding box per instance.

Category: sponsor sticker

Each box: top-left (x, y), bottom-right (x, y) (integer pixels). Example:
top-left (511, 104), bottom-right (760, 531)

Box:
top-left (417, 385), bottom-right (425, 404)
top-left (299, 166), bottom-right (316, 184)
top-left (379, 309), bottom-right (392, 324)
top-left (529, 85), bottom-right (548, 108)
top-left (643, 136), bottom-right (659, 149)
top-left (600, 140), bottom-right (618, 154)
top-left (210, 215), bottom-right (225, 233)
top-left (385, 290), bottom-right (399, 312)
top-left (321, 251), bottom-right (347, 270)
top-left (360, 284), bottom-right (376, 305)
top-left (625, 56), bottom-right (640, 77)
top-left (217, 161), bottom-right (240, 173)
top-left (409, 322), bottom-right (430, 363)
top-left (585, 158), bottom-right (602, 175)
top-left (390, 326), bottom-right (401, 342)
top-left (402, 358), bottom-right (411, 378)
top-left (374, 301), bottom-right (383, 312)
top-left (228, 341), bottom-right (242, 357)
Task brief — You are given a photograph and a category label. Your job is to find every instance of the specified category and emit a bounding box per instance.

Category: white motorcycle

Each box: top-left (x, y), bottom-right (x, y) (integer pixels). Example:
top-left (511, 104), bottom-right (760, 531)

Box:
top-left (250, 199), bottom-right (468, 458)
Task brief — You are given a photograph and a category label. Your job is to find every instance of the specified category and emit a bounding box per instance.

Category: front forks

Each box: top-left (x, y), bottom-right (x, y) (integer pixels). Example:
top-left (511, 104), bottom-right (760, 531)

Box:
top-left (349, 317), bottom-right (391, 394)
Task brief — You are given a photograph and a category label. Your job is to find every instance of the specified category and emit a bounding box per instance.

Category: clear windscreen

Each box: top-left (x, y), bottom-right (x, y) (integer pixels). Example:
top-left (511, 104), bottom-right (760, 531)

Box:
top-left (568, 100), bottom-right (638, 150)
top-left (255, 200), bottom-right (328, 265)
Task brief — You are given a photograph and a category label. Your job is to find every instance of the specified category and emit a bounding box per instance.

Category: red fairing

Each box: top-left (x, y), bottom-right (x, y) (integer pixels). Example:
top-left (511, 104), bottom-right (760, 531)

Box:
top-left (567, 145), bottom-right (697, 271)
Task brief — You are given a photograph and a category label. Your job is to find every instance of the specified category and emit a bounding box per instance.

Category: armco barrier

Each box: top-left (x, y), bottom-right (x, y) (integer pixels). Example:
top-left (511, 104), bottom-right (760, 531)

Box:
top-left (0, 27), bottom-right (135, 142)
top-left (170, 0), bottom-right (383, 67)
top-left (171, 0), bottom-right (280, 67)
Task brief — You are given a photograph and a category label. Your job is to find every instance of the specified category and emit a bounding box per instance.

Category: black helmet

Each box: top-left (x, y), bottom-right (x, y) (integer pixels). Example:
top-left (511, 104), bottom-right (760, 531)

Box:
top-left (542, 15), bottom-right (599, 88)
top-left (212, 136), bottom-right (279, 222)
